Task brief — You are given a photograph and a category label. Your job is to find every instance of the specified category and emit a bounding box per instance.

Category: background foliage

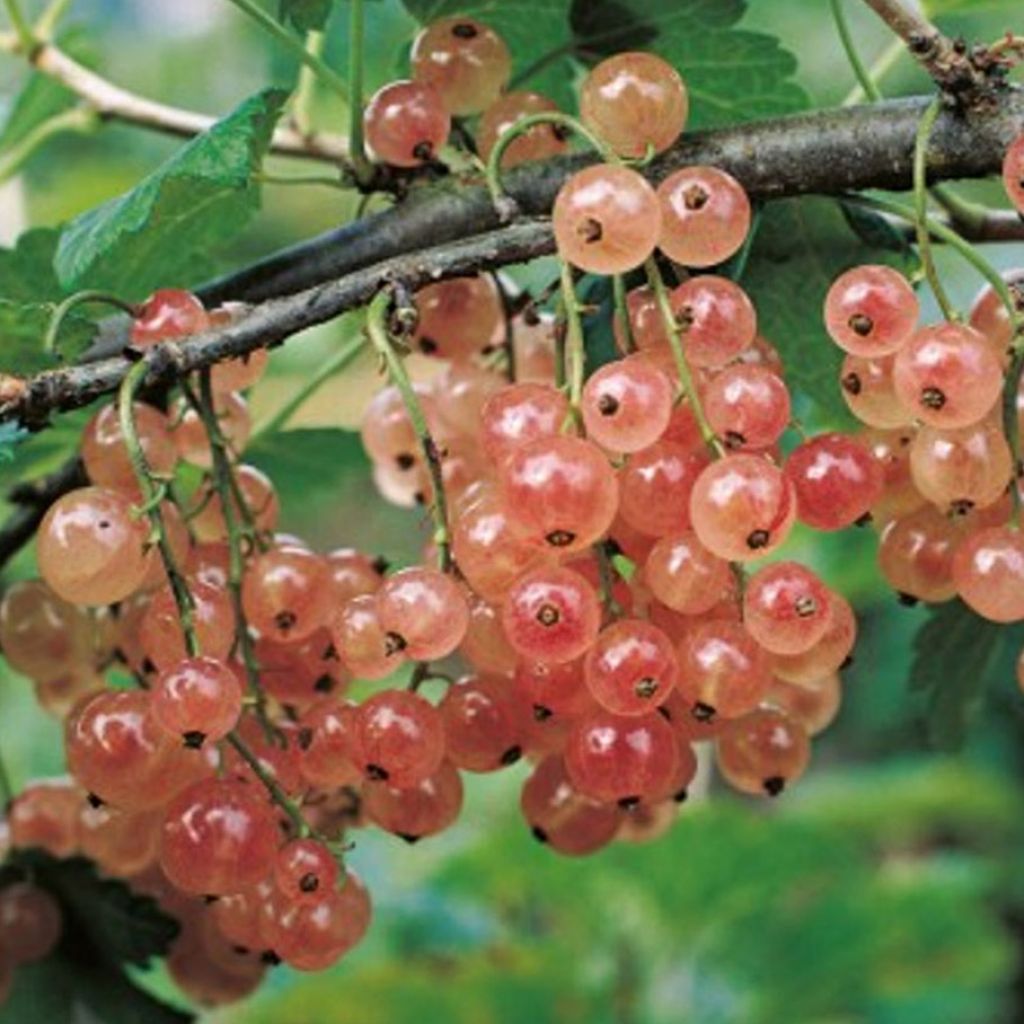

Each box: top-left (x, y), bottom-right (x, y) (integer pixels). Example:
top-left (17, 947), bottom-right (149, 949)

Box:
top-left (1, 0), bottom-right (1024, 1021)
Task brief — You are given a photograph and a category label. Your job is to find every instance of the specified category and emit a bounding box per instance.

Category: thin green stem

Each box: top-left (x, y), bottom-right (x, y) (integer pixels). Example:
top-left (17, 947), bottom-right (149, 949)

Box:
top-left (643, 256), bottom-right (722, 457)
top-left (559, 262), bottom-right (586, 410)
top-left (253, 333), bottom-right (365, 439)
top-left (366, 290), bottom-right (453, 572)
top-left (842, 37), bottom-right (901, 105)
top-left (45, 289), bottom-right (139, 356)
top-left (2, 0), bottom-right (33, 51)
top-left (913, 98), bottom-right (957, 321)
top-left (226, 733), bottom-right (310, 837)
top-left (830, 0), bottom-right (881, 102)
top-left (192, 372), bottom-right (275, 734)
top-left (928, 183), bottom-right (989, 234)
top-left (347, 0), bottom-right (373, 186)
top-left (0, 104), bottom-right (96, 183)
top-left (256, 171), bottom-right (345, 190)
top-left (34, 0), bottom-right (73, 38)
top-left (224, 0), bottom-right (349, 100)
top-left (595, 542), bottom-right (623, 618)
top-left (291, 29), bottom-right (323, 137)
top-left (118, 361), bottom-right (198, 655)
top-left (612, 275), bottom-right (635, 353)
top-left (486, 111), bottom-right (615, 212)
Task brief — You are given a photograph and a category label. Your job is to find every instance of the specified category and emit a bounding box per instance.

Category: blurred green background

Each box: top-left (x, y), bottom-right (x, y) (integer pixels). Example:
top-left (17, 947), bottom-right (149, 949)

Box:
top-left (3, 1), bottom-right (1024, 1021)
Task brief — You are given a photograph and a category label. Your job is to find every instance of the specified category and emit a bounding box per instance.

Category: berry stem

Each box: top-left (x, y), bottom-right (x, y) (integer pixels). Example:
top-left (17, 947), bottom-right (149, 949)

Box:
top-left (291, 29), bottom-right (323, 138)
top-left (44, 290), bottom-right (140, 356)
top-left (225, 733), bottom-right (311, 838)
top-left (913, 98), bottom-right (958, 322)
top-left (118, 360), bottom-right (199, 656)
top-left (2, 0), bottom-right (33, 53)
top-left (0, 104), bottom-right (98, 184)
top-left (485, 111), bottom-right (617, 216)
top-left (493, 273), bottom-right (518, 383)
top-left (34, 0), bottom-right (72, 40)
top-left (223, 0), bottom-right (349, 101)
top-left (841, 38), bottom-right (903, 105)
top-left (191, 371), bottom-right (276, 737)
top-left (365, 289), bottom-right (453, 572)
top-left (643, 256), bottom-right (723, 458)
top-left (252, 332), bottom-right (365, 438)
top-left (596, 541), bottom-right (623, 618)
top-left (558, 262), bottom-right (587, 412)
top-left (613, 275), bottom-right (636, 353)
top-left (830, 0), bottom-right (882, 102)
top-left (346, 0), bottom-right (374, 187)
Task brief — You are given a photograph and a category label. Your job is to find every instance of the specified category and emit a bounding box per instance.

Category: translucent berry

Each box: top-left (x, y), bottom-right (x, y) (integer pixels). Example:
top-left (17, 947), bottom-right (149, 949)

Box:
top-left (439, 675), bottom-right (523, 772)
top-left (190, 463), bottom-right (279, 543)
top-left (703, 364), bottom-right (791, 450)
top-left (765, 674), bottom-right (842, 737)
top-left (37, 486), bottom-right (151, 606)
top-left (411, 16), bottom-right (511, 116)
top-left (498, 435), bottom-right (619, 553)
top-left (584, 619), bottom-right (678, 715)
top-left (514, 658), bottom-right (591, 719)
top-left (669, 276), bottom-right (757, 368)
top-left (460, 596), bottom-right (518, 676)
top-left (951, 525), bottom-right (1024, 623)
top-left (968, 268), bottom-right (1024, 356)
top-left (1003, 134), bottom-right (1024, 215)
top-left (824, 265), bottom-right (919, 356)
top-left (161, 778), bottom-right (279, 895)
top-left (351, 689), bottom-right (445, 787)
top-left (9, 780), bottom-right (81, 858)
top-left (784, 433), bottom-right (883, 530)
top-left (478, 91), bottom-right (568, 168)
top-left (242, 545), bottom-right (331, 644)
top-left (840, 353), bottom-right (912, 429)
top-left (619, 441), bottom-right (708, 537)
top-left (151, 656), bottom-right (243, 746)
top-left (771, 593), bottom-right (856, 686)
top-left (909, 422), bottom-right (1012, 515)
top-left (892, 323), bottom-right (1002, 428)
top-left (131, 289), bottom-right (208, 347)
top-left (676, 619), bottom-right (772, 720)
top-left (81, 402), bottom-right (177, 495)
top-left (564, 710), bottom-right (678, 806)
top-left (581, 354), bottom-right (673, 453)
top-left (375, 566), bottom-right (468, 661)
top-left (479, 382), bottom-right (568, 463)
top-left (657, 166), bottom-right (751, 267)
top-left (274, 839), bottom-right (339, 906)
top-left (364, 80), bottom-right (450, 167)
top-left (364, 760), bottom-right (463, 841)
top-left (296, 699), bottom-right (360, 788)
top-left (331, 594), bottom-right (406, 680)
top-left (140, 578), bottom-right (234, 670)
top-left (690, 454), bottom-right (796, 560)
top-left (502, 566), bottom-right (602, 665)
top-left (553, 164), bottom-right (661, 274)
top-left (878, 505), bottom-right (961, 603)
top-left (0, 884), bottom-right (62, 963)
top-left (77, 804), bottom-right (162, 877)
top-left (742, 561), bottom-right (833, 655)
top-left (715, 708), bottom-right (810, 796)
top-left (579, 52), bottom-right (688, 158)
top-left (413, 276), bottom-right (504, 361)
top-left (171, 390), bottom-right (251, 469)
top-left (643, 530), bottom-right (731, 614)
top-left (326, 547), bottom-right (383, 605)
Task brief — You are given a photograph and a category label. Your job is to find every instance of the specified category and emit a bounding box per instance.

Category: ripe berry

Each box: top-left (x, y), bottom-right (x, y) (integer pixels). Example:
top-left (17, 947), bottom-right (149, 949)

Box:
top-left (351, 689), bottom-right (445, 787)
top-left (81, 402), bottom-right (177, 496)
top-left (37, 486), bottom-right (152, 606)
top-left (784, 433), bottom-right (883, 530)
top-left (478, 91), bottom-right (568, 168)
top-left (715, 708), bottom-right (810, 796)
top-left (375, 567), bottom-right (469, 660)
top-left (669, 275), bottom-right (757, 368)
top-left (840, 353), bottom-right (912, 429)
top-left (1003, 134), bottom-right (1024, 215)
top-left (824, 265), bottom-right (919, 356)
top-left (0, 884), bottom-right (62, 963)
top-left (583, 619), bottom-right (678, 715)
top-left (771, 592), bottom-right (857, 686)
top-left (690, 454), bottom-right (796, 560)
top-left (131, 289), bottom-right (208, 347)
top-left (564, 710), bottom-right (678, 806)
top-left (363, 760), bottom-right (463, 841)
top-left (514, 658), bottom-right (591, 719)
top-left (951, 526), bottom-right (1024, 623)
top-left (8, 780), bottom-right (81, 858)
top-left (479, 382), bottom-right (569, 463)
top-left (412, 276), bottom-right (504, 361)
top-left (892, 323), bottom-right (1002, 428)
top-left (581, 354), bottom-right (673, 453)
top-left (242, 545), bottom-right (331, 644)
top-left (150, 656), bottom-right (243, 746)
top-left (877, 505), bottom-right (961, 603)
top-left (411, 16), bottom-right (510, 116)
top-left (703, 364), bottom-right (791, 450)
top-left (969, 268), bottom-right (1024, 356)
top-left (765, 674), bottom-right (842, 737)
top-left (657, 166), bottom-right (751, 267)
top-left (742, 561), bottom-right (833, 656)
top-left (331, 594), bottom-right (406, 680)
top-left (274, 838), bottom-right (339, 906)
top-left (296, 699), bottom-right (360, 788)
top-left (502, 565), bottom-right (602, 664)
top-left (552, 164), bottom-right (661, 274)
top-left (439, 676), bottom-right (523, 772)
top-left (364, 80), bottom-right (450, 167)
top-left (618, 441), bottom-right (708, 537)
top-left (140, 578), bottom-right (234, 670)
top-left (580, 52), bottom-right (688, 158)
top-left (643, 530), bottom-right (731, 615)
top-left (498, 436), bottom-right (619, 554)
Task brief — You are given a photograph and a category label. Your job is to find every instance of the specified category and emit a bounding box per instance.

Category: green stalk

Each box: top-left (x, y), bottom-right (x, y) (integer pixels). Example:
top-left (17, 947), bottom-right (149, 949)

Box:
top-left (291, 29), bottom-right (323, 137)
top-left (365, 291), bottom-right (453, 572)
top-left (2, 0), bottom-right (33, 51)
top-left (0, 105), bottom-right (97, 183)
top-left (224, 0), bottom-right (349, 99)
top-left (253, 333), bottom-right (365, 438)
top-left (347, 0), bottom-right (373, 185)
top-left (913, 98), bottom-right (957, 321)
top-left (830, 0), bottom-right (881, 102)
top-left (44, 289), bottom-right (139, 356)
top-left (643, 256), bottom-right (722, 457)
top-left (613, 274), bottom-right (635, 353)
top-left (558, 262), bottom-right (586, 410)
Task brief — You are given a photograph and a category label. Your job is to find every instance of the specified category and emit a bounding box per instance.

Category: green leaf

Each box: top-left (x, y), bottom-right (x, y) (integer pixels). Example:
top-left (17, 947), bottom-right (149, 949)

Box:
top-left (908, 601), bottom-right (1018, 752)
top-left (0, 852), bottom-right (189, 1024)
top-left (55, 88), bottom-right (289, 298)
top-left (742, 197), bottom-right (917, 421)
top-left (0, 300), bottom-right (96, 375)
top-left (0, 30), bottom-right (94, 155)
top-left (922, 0), bottom-right (1018, 13)
top-left (402, 0), bottom-right (807, 126)
top-left (0, 228), bottom-right (64, 303)
top-left (279, 0), bottom-right (334, 32)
